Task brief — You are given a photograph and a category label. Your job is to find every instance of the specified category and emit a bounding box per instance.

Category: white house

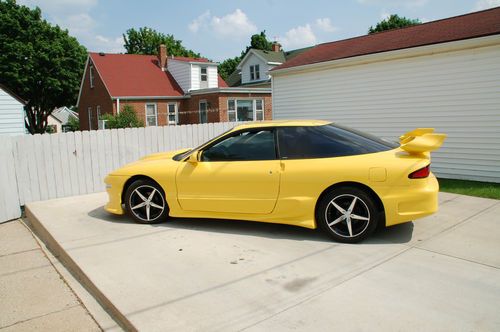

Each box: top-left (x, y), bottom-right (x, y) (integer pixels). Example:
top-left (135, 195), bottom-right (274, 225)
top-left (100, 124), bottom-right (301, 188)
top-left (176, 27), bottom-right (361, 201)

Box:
top-left (47, 106), bottom-right (79, 133)
top-left (0, 84), bottom-right (26, 136)
top-left (227, 44), bottom-right (312, 87)
top-left (270, 7), bottom-right (500, 183)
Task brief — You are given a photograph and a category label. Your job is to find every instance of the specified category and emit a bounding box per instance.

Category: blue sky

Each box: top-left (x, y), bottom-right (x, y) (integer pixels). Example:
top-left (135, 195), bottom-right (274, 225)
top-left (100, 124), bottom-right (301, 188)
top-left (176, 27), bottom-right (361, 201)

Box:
top-left (19, 0), bottom-right (500, 62)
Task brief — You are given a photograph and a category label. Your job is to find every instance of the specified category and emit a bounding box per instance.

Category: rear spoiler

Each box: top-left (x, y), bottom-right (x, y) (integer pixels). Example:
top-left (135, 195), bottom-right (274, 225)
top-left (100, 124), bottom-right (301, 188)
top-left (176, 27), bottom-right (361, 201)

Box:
top-left (399, 128), bottom-right (447, 154)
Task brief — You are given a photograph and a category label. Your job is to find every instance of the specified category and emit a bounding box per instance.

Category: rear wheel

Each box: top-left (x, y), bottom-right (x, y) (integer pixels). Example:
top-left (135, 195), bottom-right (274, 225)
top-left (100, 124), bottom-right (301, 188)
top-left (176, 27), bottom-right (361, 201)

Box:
top-left (317, 187), bottom-right (379, 243)
top-left (124, 179), bottom-right (169, 224)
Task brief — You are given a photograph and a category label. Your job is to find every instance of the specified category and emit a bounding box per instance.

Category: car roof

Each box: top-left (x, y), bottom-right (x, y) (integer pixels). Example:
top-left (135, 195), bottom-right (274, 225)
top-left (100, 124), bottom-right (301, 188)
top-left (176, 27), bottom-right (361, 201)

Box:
top-left (232, 120), bottom-right (331, 131)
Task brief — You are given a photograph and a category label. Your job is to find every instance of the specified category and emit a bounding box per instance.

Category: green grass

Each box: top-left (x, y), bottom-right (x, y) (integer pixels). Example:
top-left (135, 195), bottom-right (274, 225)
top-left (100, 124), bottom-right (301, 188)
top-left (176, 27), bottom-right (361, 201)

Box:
top-left (438, 178), bottom-right (500, 200)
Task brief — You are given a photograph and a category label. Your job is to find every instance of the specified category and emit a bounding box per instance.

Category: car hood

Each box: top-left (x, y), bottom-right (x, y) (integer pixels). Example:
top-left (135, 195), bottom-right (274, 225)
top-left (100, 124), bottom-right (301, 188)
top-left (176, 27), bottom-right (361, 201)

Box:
top-left (139, 148), bottom-right (191, 161)
top-left (108, 148), bottom-right (191, 176)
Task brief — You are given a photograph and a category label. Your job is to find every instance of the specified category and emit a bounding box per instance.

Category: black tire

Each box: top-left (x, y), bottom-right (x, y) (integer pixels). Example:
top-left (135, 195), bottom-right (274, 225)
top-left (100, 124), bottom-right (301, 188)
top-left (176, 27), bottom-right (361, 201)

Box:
top-left (124, 179), bottom-right (169, 224)
top-left (316, 186), bottom-right (379, 243)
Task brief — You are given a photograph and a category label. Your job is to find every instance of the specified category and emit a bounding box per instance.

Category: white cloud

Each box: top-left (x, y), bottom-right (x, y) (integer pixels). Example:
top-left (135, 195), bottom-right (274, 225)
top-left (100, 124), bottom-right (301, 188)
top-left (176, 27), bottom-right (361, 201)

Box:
top-left (18, 0), bottom-right (124, 53)
top-left (211, 9), bottom-right (257, 38)
top-left (94, 35), bottom-right (124, 53)
top-left (315, 18), bottom-right (338, 32)
top-left (60, 13), bottom-right (96, 35)
top-left (280, 24), bottom-right (317, 49)
top-left (188, 9), bottom-right (257, 40)
top-left (474, 0), bottom-right (500, 10)
top-left (357, 0), bottom-right (428, 7)
top-left (188, 10), bottom-right (211, 33)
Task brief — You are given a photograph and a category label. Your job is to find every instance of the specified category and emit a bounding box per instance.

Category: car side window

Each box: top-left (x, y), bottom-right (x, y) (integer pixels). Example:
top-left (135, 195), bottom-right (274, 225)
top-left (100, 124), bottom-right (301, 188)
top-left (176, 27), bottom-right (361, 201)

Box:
top-left (201, 130), bottom-right (276, 161)
top-left (277, 125), bottom-right (396, 159)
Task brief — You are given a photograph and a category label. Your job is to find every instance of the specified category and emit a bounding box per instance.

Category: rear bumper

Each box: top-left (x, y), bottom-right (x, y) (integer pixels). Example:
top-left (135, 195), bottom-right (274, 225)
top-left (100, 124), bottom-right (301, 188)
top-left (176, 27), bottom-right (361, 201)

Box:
top-left (104, 175), bottom-right (126, 215)
top-left (383, 174), bottom-right (439, 226)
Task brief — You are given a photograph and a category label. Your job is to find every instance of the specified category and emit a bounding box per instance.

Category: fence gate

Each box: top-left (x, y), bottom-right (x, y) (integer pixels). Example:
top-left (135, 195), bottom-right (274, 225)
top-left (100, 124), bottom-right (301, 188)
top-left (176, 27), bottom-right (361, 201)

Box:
top-left (0, 136), bottom-right (21, 223)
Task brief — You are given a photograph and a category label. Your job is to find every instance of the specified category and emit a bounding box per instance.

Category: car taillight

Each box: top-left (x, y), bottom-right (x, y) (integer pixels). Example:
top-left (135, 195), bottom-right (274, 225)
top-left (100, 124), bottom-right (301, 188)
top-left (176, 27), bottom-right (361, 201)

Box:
top-left (409, 164), bottom-right (430, 179)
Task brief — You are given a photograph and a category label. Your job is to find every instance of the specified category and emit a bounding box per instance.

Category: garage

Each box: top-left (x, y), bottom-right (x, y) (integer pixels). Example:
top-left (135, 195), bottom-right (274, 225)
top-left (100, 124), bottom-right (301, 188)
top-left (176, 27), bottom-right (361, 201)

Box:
top-left (270, 8), bottom-right (500, 183)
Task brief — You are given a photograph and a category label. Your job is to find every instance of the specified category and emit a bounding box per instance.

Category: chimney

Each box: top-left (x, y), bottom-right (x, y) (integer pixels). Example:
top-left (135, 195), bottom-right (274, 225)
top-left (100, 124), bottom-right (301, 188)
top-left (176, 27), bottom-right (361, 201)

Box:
top-left (158, 44), bottom-right (167, 71)
top-left (271, 42), bottom-right (281, 52)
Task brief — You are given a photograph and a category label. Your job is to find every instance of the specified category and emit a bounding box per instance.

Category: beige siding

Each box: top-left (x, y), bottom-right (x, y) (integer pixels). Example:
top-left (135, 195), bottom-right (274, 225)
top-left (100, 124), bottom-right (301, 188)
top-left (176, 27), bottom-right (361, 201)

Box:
top-left (272, 44), bottom-right (500, 183)
top-left (0, 88), bottom-right (25, 136)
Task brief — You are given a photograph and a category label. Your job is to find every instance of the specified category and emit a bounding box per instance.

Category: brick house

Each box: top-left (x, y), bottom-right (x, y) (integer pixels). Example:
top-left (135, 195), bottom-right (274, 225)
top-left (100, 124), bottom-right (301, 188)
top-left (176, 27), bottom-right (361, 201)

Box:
top-left (77, 45), bottom-right (272, 130)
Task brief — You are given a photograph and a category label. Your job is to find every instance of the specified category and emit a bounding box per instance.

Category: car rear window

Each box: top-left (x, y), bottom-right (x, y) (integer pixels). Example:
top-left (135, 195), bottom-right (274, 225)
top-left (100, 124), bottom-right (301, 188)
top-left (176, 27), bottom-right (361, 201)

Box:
top-left (277, 124), bottom-right (398, 159)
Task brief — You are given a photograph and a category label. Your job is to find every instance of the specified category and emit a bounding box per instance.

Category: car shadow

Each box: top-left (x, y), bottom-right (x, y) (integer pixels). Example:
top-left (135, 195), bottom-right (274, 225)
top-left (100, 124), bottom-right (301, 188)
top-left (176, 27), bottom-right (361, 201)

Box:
top-left (88, 206), bottom-right (414, 245)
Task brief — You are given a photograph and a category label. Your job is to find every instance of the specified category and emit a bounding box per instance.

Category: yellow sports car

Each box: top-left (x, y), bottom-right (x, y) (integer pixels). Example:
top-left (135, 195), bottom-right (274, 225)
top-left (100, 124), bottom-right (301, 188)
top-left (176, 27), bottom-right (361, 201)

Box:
top-left (104, 120), bottom-right (446, 243)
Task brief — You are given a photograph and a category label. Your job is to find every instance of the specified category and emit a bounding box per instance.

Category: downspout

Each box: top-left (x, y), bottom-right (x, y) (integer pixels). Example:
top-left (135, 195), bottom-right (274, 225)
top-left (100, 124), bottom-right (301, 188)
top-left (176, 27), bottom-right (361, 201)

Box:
top-left (116, 98), bottom-right (120, 114)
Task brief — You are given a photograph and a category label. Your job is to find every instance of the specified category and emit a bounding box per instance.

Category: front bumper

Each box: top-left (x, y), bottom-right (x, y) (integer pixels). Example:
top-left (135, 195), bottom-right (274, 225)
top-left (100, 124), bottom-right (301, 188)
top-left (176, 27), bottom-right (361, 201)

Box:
top-left (104, 175), bottom-right (126, 215)
top-left (383, 174), bottom-right (439, 226)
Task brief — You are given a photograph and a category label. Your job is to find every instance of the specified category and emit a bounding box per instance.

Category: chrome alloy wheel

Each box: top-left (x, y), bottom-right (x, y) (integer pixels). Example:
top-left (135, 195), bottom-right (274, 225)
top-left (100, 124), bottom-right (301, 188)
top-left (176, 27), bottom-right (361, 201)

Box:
top-left (128, 185), bottom-right (165, 222)
top-left (324, 194), bottom-right (371, 238)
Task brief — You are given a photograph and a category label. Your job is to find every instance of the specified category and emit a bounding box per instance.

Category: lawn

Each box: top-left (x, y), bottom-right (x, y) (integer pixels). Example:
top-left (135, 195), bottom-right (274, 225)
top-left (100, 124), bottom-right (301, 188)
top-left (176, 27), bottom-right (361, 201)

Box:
top-left (438, 178), bottom-right (500, 200)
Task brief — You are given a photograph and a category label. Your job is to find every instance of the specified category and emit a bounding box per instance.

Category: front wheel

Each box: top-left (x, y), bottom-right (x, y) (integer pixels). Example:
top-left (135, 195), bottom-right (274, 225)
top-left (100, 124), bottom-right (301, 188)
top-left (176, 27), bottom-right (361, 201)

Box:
top-left (124, 179), bottom-right (169, 224)
top-left (317, 187), bottom-right (379, 243)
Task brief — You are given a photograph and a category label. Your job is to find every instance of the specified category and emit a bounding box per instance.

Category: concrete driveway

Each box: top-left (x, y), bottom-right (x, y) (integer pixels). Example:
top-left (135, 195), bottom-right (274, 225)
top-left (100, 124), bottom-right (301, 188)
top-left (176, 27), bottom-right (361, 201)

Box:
top-left (26, 192), bottom-right (500, 331)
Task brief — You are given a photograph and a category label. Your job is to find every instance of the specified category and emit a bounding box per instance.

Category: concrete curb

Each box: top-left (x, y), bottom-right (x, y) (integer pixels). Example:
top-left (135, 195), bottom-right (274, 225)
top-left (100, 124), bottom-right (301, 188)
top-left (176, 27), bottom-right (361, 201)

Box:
top-left (25, 206), bottom-right (137, 332)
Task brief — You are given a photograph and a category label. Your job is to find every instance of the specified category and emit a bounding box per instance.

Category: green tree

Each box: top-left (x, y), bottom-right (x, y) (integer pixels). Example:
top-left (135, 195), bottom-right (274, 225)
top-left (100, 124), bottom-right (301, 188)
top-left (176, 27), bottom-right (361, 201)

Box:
top-left (368, 14), bottom-right (421, 34)
top-left (246, 30), bottom-right (273, 53)
top-left (218, 31), bottom-right (274, 81)
top-left (101, 105), bottom-right (143, 129)
top-left (66, 117), bottom-right (80, 132)
top-left (123, 27), bottom-right (201, 57)
top-left (0, 0), bottom-right (87, 134)
top-left (218, 56), bottom-right (242, 81)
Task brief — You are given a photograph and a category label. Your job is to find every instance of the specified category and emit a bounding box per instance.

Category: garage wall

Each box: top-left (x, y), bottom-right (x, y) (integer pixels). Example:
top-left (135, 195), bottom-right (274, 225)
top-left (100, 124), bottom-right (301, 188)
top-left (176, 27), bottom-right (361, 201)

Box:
top-left (272, 44), bottom-right (500, 183)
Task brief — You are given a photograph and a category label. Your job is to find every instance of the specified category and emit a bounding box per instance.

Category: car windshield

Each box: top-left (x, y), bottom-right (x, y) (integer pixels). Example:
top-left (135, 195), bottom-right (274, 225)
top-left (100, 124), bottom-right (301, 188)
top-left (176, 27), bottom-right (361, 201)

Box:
top-left (172, 128), bottom-right (234, 161)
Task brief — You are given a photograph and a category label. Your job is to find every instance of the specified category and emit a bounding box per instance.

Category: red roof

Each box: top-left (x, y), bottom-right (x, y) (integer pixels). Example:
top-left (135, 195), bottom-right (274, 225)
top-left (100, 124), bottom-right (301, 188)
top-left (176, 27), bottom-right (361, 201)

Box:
top-left (218, 76), bottom-right (228, 88)
top-left (89, 53), bottom-right (228, 96)
top-left (273, 7), bottom-right (500, 71)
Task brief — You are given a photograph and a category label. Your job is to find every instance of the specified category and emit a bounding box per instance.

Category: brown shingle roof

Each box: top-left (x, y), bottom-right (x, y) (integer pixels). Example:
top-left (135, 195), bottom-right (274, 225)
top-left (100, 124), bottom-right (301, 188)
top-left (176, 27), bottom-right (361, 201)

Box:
top-left (272, 7), bottom-right (500, 72)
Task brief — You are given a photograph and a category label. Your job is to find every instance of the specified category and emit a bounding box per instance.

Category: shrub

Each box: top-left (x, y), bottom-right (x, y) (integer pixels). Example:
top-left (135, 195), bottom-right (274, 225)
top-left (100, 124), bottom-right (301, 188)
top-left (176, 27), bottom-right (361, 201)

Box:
top-left (101, 105), bottom-right (143, 129)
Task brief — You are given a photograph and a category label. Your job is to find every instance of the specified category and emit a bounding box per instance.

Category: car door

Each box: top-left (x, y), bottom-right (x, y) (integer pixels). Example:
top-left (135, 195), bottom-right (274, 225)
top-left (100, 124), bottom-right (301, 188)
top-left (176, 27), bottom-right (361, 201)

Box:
top-left (176, 128), bottom-right (281, 214)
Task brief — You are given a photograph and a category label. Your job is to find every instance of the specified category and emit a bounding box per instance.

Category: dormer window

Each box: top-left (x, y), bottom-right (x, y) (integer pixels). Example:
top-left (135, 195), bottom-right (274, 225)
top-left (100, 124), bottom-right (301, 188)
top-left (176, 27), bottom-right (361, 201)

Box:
top-left (250, 64), bottom-right (260, 81)
top-left (200, 67), bottom-right (208, 88)
top-left (89, 65), bottom-right (95, 88)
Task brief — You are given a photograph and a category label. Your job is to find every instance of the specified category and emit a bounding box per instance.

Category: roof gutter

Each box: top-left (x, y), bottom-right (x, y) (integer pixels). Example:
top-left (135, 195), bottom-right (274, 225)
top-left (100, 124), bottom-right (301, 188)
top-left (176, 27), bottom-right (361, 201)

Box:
top-left (270, 34), bottom-right (500, 77)
top-left (111, 96), bottom-right (189, 100)
top-left (188, 87), bottom-right (272, 96)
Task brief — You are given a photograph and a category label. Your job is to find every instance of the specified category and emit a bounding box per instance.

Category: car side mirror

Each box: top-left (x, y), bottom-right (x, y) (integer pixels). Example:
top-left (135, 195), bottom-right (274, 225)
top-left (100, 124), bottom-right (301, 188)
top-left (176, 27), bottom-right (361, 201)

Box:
top-left (188, 151), bottom-right (199, 164)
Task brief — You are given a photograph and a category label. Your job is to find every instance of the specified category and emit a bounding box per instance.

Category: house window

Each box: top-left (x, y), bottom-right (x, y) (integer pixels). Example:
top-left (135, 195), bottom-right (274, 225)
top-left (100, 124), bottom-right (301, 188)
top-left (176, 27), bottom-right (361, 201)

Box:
top-left (228, 100), bottom-right (236, 122)
top-left (88, 106), bottom-right (93, 130)
top-left (96, 105), bottom-right (103, 129)
top-left (250, 65), bottom-right (260, 81)
top-left (90, 65), bottom-right (95, 88)
top-left (200, 67), bottom-right (208, 88)
top-left (255, 100), bottom-right (264, 121)
top-left (199, 100), bottom-right (208, 124)
top-left (168, 103), bottom-right (178, 125)
top-left (227, 99), bottom-right (264, 122)
top-left (200, 67), bottom-right (208, 81)
top-left (145, 103), bottom-right (157, 126)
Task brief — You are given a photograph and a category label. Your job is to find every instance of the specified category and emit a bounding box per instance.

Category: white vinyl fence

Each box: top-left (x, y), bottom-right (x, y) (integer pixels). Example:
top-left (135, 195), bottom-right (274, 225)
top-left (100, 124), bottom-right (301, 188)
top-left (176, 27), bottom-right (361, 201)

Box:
top-left (0, 122), bottom-right (239, 223)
